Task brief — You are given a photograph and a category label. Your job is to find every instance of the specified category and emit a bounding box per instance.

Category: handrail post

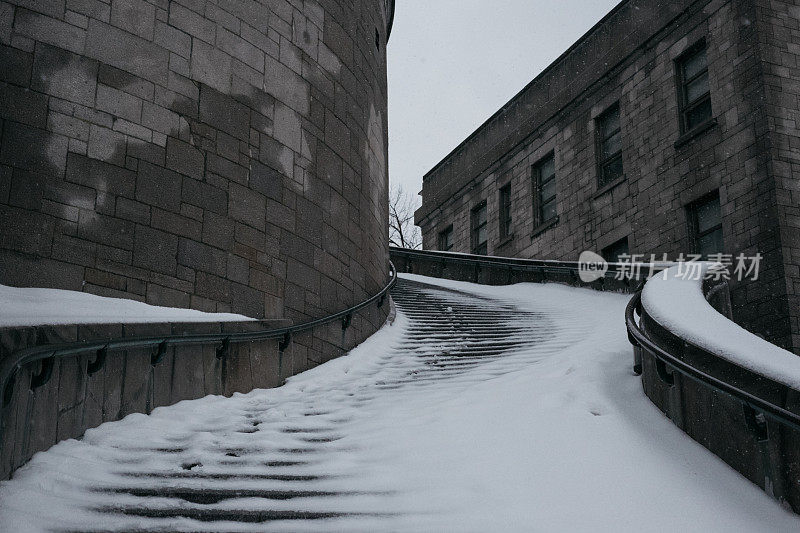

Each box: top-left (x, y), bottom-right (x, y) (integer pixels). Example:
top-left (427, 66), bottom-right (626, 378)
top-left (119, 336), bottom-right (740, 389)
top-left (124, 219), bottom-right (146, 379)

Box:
top-left (151, 341), bottom-right (168, 366)
top-left (30, 356), bottom-right (55, 390)
top-left (87, 347), bottom-right (107, 376)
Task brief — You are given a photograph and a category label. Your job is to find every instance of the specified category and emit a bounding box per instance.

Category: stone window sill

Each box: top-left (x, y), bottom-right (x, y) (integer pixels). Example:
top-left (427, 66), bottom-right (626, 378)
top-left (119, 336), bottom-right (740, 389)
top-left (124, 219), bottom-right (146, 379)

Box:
top-left (497, 234), bottom-right (514, 248)
top-left (531, 216), bottom-right (559, 239)
top-left (674, 118), bottom-right (718, 149)
top-left (593, 176), bottom-right (626, 199)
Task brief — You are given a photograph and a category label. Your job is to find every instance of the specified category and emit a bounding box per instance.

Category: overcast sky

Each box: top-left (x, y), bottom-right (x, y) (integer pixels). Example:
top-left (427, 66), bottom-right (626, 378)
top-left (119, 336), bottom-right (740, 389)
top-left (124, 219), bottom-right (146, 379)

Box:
top-left (386, 0), bottom-right (621, 202)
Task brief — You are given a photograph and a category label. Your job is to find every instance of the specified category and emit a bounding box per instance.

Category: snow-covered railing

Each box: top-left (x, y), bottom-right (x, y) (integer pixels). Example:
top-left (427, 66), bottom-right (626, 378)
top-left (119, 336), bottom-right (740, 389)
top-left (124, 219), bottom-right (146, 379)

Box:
top-left (0, 263), bottom-right (396, 479)
top-left (626, 264), bottom-right (800, 512)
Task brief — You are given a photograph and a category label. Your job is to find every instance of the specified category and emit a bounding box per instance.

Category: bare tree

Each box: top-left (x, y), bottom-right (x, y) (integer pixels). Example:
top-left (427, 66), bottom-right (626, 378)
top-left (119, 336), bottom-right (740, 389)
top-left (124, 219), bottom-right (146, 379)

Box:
top-left (388, 184), bottom-right (422, 249)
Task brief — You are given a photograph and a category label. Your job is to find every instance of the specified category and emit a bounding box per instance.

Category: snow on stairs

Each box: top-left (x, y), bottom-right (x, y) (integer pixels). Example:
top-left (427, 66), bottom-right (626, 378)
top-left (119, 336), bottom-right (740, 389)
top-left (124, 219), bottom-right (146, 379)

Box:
top-left (11, 278), bottom-right (552, 532)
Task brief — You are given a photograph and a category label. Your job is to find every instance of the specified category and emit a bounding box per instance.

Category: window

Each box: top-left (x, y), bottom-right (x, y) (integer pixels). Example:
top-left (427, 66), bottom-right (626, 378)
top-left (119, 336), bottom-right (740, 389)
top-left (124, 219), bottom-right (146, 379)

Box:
top-left (596, 103), bottom-right (623, 188)
top-left (677, 42), bottom-right (712, 133)
top-left (438, 225), bottom-right (453, 251)
top-left (689, 192), bottom-right (723, 257)
top-left (471, 201), bottom-right (488, 255)
top-left (602, 237), bottom-right (630, 264)
top-left (499, 184), bottom-right (512, 239)
top-left (533, 153), bottom-right (557, 227)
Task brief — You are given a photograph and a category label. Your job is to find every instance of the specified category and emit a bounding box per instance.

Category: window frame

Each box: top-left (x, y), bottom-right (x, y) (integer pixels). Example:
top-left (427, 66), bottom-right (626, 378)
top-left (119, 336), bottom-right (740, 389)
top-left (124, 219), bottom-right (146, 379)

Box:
top-left (676, 40), bottom-right (712, 134)
top-left (595, 103), bottom-right (624, 189)
top-left (498, 183), bottom-right (512, 240)
top-left (532, 152), bottom-right (557, 228)
top-left (602, 236), bottom-right (630, 264)
top-left (471, 200), bottom-right (488, 255)
top-left (438, 225), bottom-right (454, 252)
top-left (687, 191), bottom-right (723, 257)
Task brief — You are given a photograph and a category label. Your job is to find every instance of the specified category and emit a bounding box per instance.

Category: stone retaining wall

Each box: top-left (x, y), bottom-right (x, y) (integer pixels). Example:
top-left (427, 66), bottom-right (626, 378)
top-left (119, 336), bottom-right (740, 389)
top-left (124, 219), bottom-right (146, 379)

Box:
top-left (0, 294), bottom-right (389, 479)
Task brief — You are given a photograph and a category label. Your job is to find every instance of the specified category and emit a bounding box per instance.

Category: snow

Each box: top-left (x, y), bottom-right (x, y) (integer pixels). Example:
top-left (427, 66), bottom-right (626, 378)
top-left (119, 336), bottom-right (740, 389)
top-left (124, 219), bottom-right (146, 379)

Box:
top-left (0, 284), bottom-right (255, 327)
top-left (641, 264), bottom-right (800, 389)
top-left (0, 274), bottom-right (797, 531)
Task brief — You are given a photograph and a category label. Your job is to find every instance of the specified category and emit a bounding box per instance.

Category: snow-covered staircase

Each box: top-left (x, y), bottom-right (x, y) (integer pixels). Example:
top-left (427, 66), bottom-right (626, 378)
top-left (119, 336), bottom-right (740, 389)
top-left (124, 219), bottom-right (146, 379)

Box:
top-left (1, 277), bottom-right (554, 532)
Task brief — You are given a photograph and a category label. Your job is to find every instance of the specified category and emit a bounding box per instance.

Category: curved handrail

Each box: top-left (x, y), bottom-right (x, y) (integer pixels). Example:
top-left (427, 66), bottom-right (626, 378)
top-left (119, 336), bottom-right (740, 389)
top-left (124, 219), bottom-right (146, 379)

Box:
top-left (625, 291), bottom-right (800, 433)
top-left (0, 262), bottom-right (397, 408)
top-left (390, 246), bottom-right (673, 280)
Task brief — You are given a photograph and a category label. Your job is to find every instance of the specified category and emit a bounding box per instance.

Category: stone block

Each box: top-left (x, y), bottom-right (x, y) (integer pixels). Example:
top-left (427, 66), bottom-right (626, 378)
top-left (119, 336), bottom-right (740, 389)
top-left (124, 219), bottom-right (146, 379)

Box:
top-left (217, 26), bottom-right (263, 72)
top-left (48, 111), bottom-right (90, 141)
top-left (14, 8), bottom-right (85, 54)
top-left (195, 270), bottom-right (230, 301)
top-left (110, 0), bottom-right (155, 40)
top-left (127, 139), bottom-right (165, 166)
top-left (190, 37), bottom-right (232, 93)
top-left (263, 53), bottom-right (309, 115)
top-left (97, 63), bottom-right (155, 101)
top-left (177, 238), bottom-right (226, 276)
top-left (66, 0), bottom-right (110, 21)
top-left (146, 282), bottom-right (189, 308)
top-left (166, 137), bottom-right (203, 178)
top-left (31, 43), bottom-right (97, 107)
top-left (207, 154), bottom-right (248, 184)
top-left (199, 84), bottom-right (250, 141)
top-left (87, 124), bottom-right (127, 166)
top-left (228, 182), bottom-right (265, 228)
top-left (273, 102), bottom-right (301, 152)
top-left (133, 224), bottom-right (178, 275)
top-left (153, 21), bottom-right (191, 58)
top-left (202, 210), bottom-right (235, 249)
top-left (169, 3), bottom-right (214, 43)
top-left (0, 120), bottom-right (68, 175)
top-left (136, 160), bottom-right (182, 212)
top-left (96, 83), bottom-right (142, 122)
top-left (0, 82), bottom-right (47, 128)
top-left (182, 176), bottom-right (227, 214)
top-left (250, 160), bottom-right (283, 201)
top-left (151, 207), bottom-right (202, 240)
top-left (230, 281), bottom-right (262, 318)
top-left (0, 44), bottom-right (33, 85)
top-left (78, 210), bottom-right (134, 250)
top-left (141, 101), bottom-right (180, 135)
top-left (85, 18), bottom-right (169, 86)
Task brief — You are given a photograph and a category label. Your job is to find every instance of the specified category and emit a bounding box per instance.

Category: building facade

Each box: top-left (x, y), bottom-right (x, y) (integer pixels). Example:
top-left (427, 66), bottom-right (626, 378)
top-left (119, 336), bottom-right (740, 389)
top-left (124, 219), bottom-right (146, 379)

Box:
top-left (416, 0), bottom-right (799, 354)
top-left (0, 0), bottom-right (394, 330)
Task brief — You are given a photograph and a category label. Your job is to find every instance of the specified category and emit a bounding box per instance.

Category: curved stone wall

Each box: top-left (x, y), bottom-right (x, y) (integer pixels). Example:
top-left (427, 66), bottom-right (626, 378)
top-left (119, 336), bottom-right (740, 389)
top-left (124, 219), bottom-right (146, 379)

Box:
top-left (0, 0), bottom-right (392, 327)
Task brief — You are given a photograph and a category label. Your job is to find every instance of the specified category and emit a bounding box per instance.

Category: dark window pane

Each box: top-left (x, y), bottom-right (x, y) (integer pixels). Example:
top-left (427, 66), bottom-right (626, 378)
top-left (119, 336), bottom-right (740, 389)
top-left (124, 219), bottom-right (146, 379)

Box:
top-left (541, 158), bottom-right (555, 180)
top-left (602, 237), bottom-right (629, 263)
top-left (600, 156), bottom-right (624, 187)
top-left (477, 226), bottom-right (486, 244)
top-left (696, 197), bottom-right (721, 233)
top-left (542, 201), bottom-right (557, 223)
top-left (438, 227), bottom-right (453, 251)
top-left (686, 98), bottom-right (712, 130)
top-left (601, 108), bottom-right (620, 138)
top-left (698, 229), bottom-right (723, 257)
top-left (602, 131), bottom-right (622, 159)
top-left (541, 179), bottom-right (556, 202)
top-left (686, 73), bottom-right (709, 104)
top-left (682, 49), bottom-right (707, 80)
top-left (478, 207), bottom-right (486, 225)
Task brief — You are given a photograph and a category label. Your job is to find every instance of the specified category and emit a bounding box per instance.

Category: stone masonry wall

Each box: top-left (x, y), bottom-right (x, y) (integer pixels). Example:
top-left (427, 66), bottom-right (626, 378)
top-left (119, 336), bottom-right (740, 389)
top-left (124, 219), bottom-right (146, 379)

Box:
top-left (754, 0), bottom-right (800, 357)
top-left (0, 0), bottom-right (392, 326)
top-left (416, 0), bottom-right (798, 354)
top-left (0, 294), bottom-right (390, 479)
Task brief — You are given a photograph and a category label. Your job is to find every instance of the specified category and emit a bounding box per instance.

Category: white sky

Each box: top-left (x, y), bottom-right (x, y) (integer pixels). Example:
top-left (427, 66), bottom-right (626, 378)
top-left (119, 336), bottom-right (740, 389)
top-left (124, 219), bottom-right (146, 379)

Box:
top-left (386, 0), bottom-right (622, 202)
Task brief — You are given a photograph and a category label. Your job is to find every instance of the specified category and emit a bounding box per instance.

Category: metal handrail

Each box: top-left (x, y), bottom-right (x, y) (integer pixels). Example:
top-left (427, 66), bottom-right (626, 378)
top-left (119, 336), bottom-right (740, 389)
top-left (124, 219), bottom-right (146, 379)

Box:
top-left (625, 291), bottom-right (800, 433)
top-left (0, 262), bottom-right (397, 408)
top-left (390, 246), bottom-right (673, 279)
